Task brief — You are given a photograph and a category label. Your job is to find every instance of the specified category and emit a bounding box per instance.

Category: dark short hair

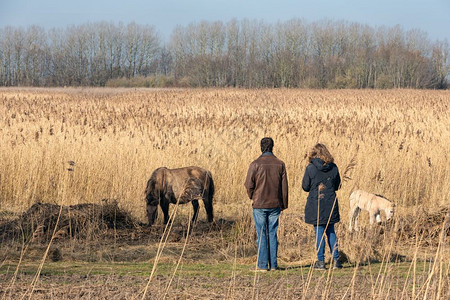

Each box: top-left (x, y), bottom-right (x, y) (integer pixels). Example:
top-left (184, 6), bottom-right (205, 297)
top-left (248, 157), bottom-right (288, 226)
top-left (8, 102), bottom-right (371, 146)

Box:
top-left (260, 137), bottom-right (274, 153)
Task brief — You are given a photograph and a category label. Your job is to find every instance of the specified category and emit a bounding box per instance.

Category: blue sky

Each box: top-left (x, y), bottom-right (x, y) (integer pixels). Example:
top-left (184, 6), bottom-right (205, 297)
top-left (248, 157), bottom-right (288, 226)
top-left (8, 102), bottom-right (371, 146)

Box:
top-left (0, 0), bottom-right (449, 42)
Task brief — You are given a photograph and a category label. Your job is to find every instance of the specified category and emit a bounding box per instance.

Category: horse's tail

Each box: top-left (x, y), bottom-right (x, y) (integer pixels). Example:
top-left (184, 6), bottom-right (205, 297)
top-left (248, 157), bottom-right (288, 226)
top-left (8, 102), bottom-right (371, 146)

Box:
top-left (207, 171), bottom-right (215, 199)
top-left (204, 171), bottom-right (214, 222)
top-left (349, 190), bottom-right (359, 208)
top-left (349, 190), bottom-right (359, 205)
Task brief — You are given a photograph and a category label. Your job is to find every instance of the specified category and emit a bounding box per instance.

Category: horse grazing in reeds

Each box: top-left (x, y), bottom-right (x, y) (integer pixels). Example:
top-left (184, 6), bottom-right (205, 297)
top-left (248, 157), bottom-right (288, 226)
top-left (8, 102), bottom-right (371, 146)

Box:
top-left (145, 166), bottom-right (214, 227)
top-left (349, 190), bottom-right (395, 231)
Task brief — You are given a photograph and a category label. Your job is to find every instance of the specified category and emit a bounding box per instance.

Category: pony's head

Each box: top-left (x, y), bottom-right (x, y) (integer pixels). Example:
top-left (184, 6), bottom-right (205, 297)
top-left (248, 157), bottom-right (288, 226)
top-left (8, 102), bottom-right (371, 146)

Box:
top-left (385, 202), bottom-right (395, 220)
top-left (145, 168), bottom-right (165, 227)
top-left (145, 183), bottom-right (158, 227)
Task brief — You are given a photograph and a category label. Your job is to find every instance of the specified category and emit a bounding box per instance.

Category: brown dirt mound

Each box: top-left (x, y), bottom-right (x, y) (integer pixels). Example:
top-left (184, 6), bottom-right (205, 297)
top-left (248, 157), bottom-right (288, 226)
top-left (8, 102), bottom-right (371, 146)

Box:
top-left (397, 206), bottom-right (449, 247)
top-left (0, 201), bottom-right (141, 243)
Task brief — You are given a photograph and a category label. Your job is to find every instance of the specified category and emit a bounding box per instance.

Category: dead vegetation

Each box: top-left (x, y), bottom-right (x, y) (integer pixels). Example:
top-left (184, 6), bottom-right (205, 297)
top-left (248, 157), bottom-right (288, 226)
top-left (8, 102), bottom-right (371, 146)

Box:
top-left (0, 88), bottom-right (449, 298)
top-left (0, 202), bottom-right (448, 299)
top-left (0, 201), bottom-right (140, 244)
top-left (397, 206), bottom-right (450, 247)
top-left (0, 201), bottom-right (447, 264)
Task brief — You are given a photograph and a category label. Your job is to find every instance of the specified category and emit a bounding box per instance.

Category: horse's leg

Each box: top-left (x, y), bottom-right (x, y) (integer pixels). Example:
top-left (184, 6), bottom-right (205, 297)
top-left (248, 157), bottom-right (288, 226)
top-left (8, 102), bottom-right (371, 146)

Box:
top-left (349, 205), bottom-right (359, 231)
top-left (348, 207), bottom-right (354, 231)
top-left (376, 213), bottom-right (382, 223)
top-left (349, 206), bottom-right (355, 231)
top-left (354, 207), bottom-right (361, 231)
top-left (191, 200), bottom-right (199, 224)
top-left (203, 195), bottom-right (214, 223)
top-left (160, 200), bottom-right (170, 224)
top-left (369, 211), bottom-right (375, 226)
top-left (349, 193), bottom-right (357, 231)
top-left (147, 204), bottom-right (158, 227)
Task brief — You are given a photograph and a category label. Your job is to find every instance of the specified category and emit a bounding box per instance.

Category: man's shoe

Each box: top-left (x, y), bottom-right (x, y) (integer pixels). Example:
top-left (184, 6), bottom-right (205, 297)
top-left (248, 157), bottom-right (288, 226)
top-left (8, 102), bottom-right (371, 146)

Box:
top-left (333, 259), bottom-right (343, 269)
top-left (313, 261), bottom-right (326, 270)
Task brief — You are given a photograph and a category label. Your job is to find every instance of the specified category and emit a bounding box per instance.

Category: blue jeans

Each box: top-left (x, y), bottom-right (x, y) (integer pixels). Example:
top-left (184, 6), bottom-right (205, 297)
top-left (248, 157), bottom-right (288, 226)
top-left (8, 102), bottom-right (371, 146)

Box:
top-left (253, 208), bottom-right (281, 269)
top-left (314, 223), bottom-right (339, 261)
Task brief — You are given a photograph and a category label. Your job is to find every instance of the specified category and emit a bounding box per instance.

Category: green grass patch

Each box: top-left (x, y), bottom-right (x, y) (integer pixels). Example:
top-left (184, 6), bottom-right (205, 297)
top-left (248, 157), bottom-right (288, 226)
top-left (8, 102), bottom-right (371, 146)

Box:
top-left (0, 260), bottom-right (438, 279)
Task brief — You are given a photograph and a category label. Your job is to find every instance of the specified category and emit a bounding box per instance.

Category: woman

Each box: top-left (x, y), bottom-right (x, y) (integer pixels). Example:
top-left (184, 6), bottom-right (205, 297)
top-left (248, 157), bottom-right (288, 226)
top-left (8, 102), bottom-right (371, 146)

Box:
top-left (302, 143), bottom-right (342, 270)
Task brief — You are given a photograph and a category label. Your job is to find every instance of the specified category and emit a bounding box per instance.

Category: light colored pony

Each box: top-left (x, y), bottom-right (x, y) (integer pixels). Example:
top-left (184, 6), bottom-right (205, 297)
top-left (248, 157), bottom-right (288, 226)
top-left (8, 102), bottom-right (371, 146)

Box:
top-left (349, 190), bottom-right (395, 231)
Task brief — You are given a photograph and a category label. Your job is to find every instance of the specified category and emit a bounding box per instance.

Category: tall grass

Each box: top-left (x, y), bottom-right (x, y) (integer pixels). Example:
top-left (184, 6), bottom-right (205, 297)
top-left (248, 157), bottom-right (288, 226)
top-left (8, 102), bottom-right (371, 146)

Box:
top-left (1, 88), bottom-right (448, 214)
top-left (0, 87), bottom-right (449, 298)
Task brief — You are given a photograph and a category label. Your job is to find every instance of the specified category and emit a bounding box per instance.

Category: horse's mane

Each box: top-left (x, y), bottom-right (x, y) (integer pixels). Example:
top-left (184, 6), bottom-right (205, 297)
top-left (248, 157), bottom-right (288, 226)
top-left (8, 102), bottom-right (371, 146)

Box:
top-left (145, 167), bottom-right (167, 196)
top-left (375, 193), bottom-right (391, 202)
top-left (148, 167), bottom-right (161, 183)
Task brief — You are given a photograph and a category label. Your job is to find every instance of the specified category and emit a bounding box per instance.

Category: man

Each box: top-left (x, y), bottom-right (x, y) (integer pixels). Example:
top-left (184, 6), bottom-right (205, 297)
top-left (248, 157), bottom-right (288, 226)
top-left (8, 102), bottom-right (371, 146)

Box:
top-left (244, 137), bottom-right (288, 271)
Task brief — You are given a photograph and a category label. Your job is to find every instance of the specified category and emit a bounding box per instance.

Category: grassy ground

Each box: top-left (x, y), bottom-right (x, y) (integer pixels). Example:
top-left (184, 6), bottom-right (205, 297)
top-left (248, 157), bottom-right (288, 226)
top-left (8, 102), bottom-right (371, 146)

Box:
top-left (1, 215), bottom-right (448, 299)
top-left (1, 260), bottom-right (448, 299)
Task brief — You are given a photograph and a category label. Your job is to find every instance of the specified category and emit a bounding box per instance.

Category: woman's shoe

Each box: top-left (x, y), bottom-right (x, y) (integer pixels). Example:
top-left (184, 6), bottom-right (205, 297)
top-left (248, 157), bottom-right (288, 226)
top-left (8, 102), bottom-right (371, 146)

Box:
top-left (333, 259), bottom-right (343, 269)
top-left (313, 261), bottom-right (326, 270)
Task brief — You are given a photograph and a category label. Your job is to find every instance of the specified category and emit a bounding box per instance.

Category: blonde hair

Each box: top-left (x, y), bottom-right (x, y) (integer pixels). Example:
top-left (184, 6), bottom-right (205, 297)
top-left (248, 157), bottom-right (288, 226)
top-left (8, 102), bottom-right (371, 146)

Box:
top-left (308, 143), bottom-right (334, 164)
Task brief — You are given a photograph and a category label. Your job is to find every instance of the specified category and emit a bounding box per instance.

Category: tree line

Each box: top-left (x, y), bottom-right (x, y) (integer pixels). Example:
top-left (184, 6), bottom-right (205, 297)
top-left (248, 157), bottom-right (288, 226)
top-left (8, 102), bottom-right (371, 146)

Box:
top-left (0, 19), bottom-right (448, 89)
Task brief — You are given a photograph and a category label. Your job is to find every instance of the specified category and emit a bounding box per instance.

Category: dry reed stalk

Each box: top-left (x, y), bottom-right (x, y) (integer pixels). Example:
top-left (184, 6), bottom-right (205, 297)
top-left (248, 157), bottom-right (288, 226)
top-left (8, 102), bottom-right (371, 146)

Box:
top-left (2, 228), bottom-right (32, 300)
top-left (0, 88), bottom-right (449, 299)
top-left (140, 178), bottom-right (192, 299)
top-left (251, 224), bottom-right (265, 300)
top-left (419, 216), bottom-right (449, 300)
top-left (400, 232), bottom-right (425, 299)
top-left (373, 217), bottom-right (398, 298)
top-left (2, 89), bottom-right (449, 215)
top-left (301, 261), bottom-right (317, 300)
top-left (22, 203), bottom-right (63, 299)
top-left (18, 165), bottom-right (71, 299)
top-left (140, 198), bottom-right (181, 299)
top-left (338, 260), bottom-right (359, 300)
top-left (163, 209), bottom-right (192, 299)
top-left (225, 234), bottom-right (239, 300)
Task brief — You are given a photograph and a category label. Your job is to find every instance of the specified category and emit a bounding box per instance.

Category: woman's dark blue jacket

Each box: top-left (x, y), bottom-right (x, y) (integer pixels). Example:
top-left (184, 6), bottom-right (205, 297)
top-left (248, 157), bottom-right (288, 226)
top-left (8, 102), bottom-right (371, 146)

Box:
top-left (302, 158), bottom-right (341, 225)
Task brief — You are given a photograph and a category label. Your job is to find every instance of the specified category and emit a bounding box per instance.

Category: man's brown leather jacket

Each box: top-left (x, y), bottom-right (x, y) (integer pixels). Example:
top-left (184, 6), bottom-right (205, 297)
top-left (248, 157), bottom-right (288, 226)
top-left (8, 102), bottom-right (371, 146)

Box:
top-left (244, 153), bottom-right (288, 210)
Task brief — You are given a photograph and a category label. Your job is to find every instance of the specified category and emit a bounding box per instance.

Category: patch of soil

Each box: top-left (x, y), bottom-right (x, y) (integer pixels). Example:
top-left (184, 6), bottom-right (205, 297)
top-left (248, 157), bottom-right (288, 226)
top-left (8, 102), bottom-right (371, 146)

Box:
top-left (0, 201), bottom-right (141, 243)
top-left (0, 201), bottom-right (241, 262)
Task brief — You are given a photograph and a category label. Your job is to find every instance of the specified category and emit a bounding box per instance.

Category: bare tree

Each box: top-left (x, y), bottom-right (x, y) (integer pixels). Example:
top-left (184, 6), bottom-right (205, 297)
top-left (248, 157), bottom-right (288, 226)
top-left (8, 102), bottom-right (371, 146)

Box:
top-left (0, 20), bottom-right (447, 88)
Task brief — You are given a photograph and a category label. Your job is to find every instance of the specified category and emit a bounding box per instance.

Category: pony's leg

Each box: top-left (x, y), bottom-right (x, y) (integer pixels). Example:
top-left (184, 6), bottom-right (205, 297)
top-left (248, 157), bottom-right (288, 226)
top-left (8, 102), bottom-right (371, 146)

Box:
top-left (349, 205), bottom-right (359, 231)
top-left (348, 194), bottom-right (358, 231)
top-left (369, 212), bottom-right (375, 226)
top-left (203, 195), bottom-right (214, 222)
top-left (191, 200), bottom-right (199, 224)
top-left (160, 200), bottom-right (170, 224)
top-left (349, 207), bottom-right (354, 231)
top-left (376, 214), bottom-right (382, 223)
top-left (147, 204), bottom-right (158, 227)
top-left (354, 207), bottom-right (361, 231)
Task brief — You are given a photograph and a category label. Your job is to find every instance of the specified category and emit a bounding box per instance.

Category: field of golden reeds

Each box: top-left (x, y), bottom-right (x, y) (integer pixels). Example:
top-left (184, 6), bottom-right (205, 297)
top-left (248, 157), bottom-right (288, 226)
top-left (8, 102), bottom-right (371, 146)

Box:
top-left (0, 87), bottom-right (449, 299)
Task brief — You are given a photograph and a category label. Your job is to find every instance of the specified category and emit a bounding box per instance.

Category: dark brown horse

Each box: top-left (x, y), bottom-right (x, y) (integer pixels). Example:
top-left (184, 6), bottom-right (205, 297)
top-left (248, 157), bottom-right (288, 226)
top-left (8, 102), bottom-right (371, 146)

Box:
top-left (145, 166), bottom-right (214, 227)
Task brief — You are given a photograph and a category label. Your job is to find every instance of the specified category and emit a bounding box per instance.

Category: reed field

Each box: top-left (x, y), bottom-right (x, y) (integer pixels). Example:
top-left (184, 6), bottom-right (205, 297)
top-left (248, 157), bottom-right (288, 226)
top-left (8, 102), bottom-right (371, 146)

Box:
top-left (0, 87), bottom-right (449, 299)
